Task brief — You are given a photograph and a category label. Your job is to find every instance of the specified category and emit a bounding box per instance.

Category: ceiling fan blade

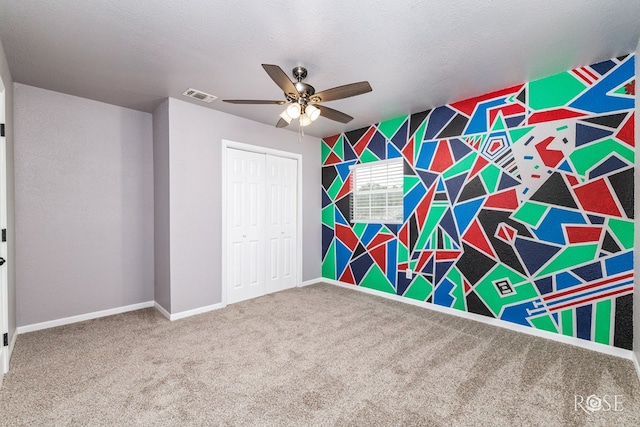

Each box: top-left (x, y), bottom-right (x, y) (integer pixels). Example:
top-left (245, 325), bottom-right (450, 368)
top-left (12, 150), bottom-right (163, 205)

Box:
top-left (223, 99), bottom-right (286, 105)
top-left (312, 81), bottom-right (372, 102)
top-left (276, 117), bottom-right (290, 128)
top-left (316, 105), bottom-right (353, 123)
top-left (262, 64), bottom-right (299, 98)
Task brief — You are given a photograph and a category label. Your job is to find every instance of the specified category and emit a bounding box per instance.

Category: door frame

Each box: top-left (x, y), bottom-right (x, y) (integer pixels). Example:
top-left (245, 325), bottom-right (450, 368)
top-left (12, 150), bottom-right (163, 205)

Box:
top-left (221, 139), bottom-right (303, 306)
top-left (0, 73), bottom-right (8, 377)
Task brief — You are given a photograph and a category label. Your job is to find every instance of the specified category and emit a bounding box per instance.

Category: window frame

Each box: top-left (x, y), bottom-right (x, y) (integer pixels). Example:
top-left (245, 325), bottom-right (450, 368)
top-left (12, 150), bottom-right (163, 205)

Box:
top-left (349, 158), bottom-right (404, 224)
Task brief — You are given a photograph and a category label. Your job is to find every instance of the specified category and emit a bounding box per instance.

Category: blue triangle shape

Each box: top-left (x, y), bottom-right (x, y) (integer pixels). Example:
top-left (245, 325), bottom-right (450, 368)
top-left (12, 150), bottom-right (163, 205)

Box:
top-left (368, 131), bottom-right (387, 160)
top-left (555, 271), bottom-right (582, 291)
top-left (588, 155), bottom-right (630, 179)
top-left (514, 237), bottom-right (562, 275)
top-left (387, 142), bottom-right (402, 159)
top-left (453, 198), bottom-right (484, 234)
top-left (404, 180), bottom-right (427, 220)
top-left (497, 173), bottom-right (521, 191)
top-left (416, 170), bottom-right (438, 189)
top-left (335, 207), bottom-right (348, 225)
top-left (336, 239), bottom-right (352, 280)
top-left (445, 173), bottom-right (467, 204)
top-left (557, 160), bottom-right (573, 173)
top-left (575, 123), bottom-right (614, 147)
top-left (439, 208), bottom-right (460, 245)
top-left (390, 121), bottom-right (408, 150)
top-left (449, 138), bottom-right (472, 161)
top-left (335, 161), bottom-right (356, 182)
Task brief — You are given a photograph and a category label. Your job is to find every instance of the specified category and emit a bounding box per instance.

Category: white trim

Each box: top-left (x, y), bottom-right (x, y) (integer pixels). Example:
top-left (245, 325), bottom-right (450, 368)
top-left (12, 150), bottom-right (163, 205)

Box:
top-left (632, 352), bottom-right (640, 384)
top-left (319, 278), bottom-right (634, 360)
top-left (221, 139), bottom-right (303, 306)
top-left (154, 302), bottom-right (171, 320)
top-left (167, 302), bottom-right (225, 321)
top-left (300, 278), bottom-right (323, 287)
top-left (16, 301), bottom-right (155, 334)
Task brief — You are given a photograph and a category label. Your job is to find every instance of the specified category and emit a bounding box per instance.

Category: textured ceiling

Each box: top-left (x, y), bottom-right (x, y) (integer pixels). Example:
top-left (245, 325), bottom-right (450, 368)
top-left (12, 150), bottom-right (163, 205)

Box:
top-left (0, 0), bottom-right (639, 138)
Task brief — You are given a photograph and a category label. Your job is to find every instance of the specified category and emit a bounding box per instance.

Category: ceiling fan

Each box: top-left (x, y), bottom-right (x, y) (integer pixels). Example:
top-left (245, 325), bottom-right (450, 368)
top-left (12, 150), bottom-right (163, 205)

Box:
top-left (223, 64), bottom-right (372, 128)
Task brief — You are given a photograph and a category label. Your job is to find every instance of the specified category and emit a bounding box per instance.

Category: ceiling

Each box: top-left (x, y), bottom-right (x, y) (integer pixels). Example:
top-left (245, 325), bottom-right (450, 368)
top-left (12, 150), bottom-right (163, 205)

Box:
top-left (0, 1), bottom-right (639, 138)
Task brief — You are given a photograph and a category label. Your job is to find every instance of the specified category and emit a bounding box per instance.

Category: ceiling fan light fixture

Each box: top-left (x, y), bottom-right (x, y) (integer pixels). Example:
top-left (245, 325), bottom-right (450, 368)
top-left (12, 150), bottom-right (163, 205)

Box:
top-left (286, 103), bottom-right (301, 119)
top-left (279, 109), bottom-right (292, 124)
top-left (305, 104), bottom-right (320, 121)
top-left (299, 113), bottom-right (313, 127)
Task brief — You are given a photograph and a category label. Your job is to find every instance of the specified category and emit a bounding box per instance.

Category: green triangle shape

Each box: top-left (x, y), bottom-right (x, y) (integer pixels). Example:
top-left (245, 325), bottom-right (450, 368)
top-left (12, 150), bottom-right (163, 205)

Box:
top-left (508, 126), bottom-right (535, 143)
top-left (352, 223), bottom-right (367, 238)
top-left (322, 205), bottom-right (334, 227)
top-left (608, 218), bottom-right (634, 250)
top-left (414, 121), bottom-right (427, 159)
top-left (404, 275), bottom-right (433, 301)
top-left (360, 148), bottom-right (380, 163)
top-left (333, 135), bottom-right (344, 161)
top-left (415, 206), bottom-right (447, 250)
top-left (480, 163), bottom-right (501, 193)
top-left (360, 264), bottom-right (395, 294)
top-left (491, 113), bottom-right (507, 132)
top-left (378, 115), bottom-right (408, 140)
top-left (398, 242), bottom-right (409, 264)
top-left (321, 240), bottom-right (336, 280)
top-left (327, 176), bottom-right (344, 200)
top-left (442, 151), bottom-right (477, 179)
top-left (403, 176), bottom-right (421, 195)
top-left (321, 141), bottom-right (332, 164)
top-left (529, 314), bottom-right (559, 333)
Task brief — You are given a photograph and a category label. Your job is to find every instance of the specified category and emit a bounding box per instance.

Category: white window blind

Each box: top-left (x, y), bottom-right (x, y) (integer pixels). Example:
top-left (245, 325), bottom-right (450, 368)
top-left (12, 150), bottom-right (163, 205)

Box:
top-left (351, 158), bottom-right (403, 223)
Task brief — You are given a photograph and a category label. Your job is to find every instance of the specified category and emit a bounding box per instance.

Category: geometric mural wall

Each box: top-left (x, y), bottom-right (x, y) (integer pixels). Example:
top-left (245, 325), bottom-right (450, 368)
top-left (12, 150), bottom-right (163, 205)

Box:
top-left (321, 54), bottom-right (635, 349)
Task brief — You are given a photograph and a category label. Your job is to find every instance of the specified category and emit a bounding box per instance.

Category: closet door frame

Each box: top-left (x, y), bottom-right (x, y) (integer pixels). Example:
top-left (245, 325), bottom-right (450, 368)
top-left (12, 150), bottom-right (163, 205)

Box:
top-left (221, 139), bottom-right (302, 306)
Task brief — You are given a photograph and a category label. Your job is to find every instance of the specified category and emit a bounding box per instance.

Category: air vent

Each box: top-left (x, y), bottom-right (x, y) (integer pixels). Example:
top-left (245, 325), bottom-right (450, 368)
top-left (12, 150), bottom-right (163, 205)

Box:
top-left (182, 88), bottom-right (217, 103)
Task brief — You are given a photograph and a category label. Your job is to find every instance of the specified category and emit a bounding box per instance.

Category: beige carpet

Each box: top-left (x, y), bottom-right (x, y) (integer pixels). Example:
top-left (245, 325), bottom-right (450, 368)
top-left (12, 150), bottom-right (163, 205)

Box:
top-left (1, 283), bottom-right (639, 426)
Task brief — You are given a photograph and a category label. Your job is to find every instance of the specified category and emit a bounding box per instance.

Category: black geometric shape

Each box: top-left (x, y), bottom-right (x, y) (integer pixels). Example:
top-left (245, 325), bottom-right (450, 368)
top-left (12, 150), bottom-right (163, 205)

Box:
top-left (572, 261), bottom-right (603, 282)
top-left (391, 120), bottom-right (409, 151)
top-left (613, 294), bottom-right (633, 350)
top-left (424, 106), bottom-right (456, 140)
top-left (608, 168), bottom-right (634, 219)
top-left (409, 110), bottom-right (431, 141)
top-left (426, 295), bottom-right (433, 304)
top-left (455, 243), bottom-right (497, 285)
top-left (516, 88), bottom-right (526, 104)
top-left (351, 253), bottom-right (374, 284)
top-left (466, 291), bottom-right (495, 318)
top-left (529, 172), bottom-right (578, 209)
top-left (434, 193), bottom-right (448, 201)
top-left (575, 123), bottom-right (613, 147)
top-left (436, 228), bottom-right (444, 249)
top-left (437, 114), bottom-right (469, 139)
top-left (457, 175), bottom-right (487, 203)
top-left (353, 242), bottom-right (367, 260)
top-left (368, 131), bottom-right (387, 160)
top-left (497, 172), bottom-right (521, 191)
top-left (534, 277), bottom-right (553, 295)
top-left (404, 159), bottom-right (416, 176)
top-left (345, 127), bottom-right (369, 146)
top-left (322, 188), bottom-right (331, 208)
top-left (590, 60), bottom-right (617, 76)
top-left (409, 214), bottom-right (419, 254)
top-left (616, 54), bottom-right (629, 61)
top-left (322, 225), bottom-right (334, 259)
top-left (477, 209), bottom-right (531, 276)
top-left (602, 232), bottom-right (622, 254)
top-left (335, 196), bottom-right (351, 224)
top-left (582, 112), bottom-right (628, 129)
top-left (448, 138), bottom-right (473, 162)
top-left (322, 165), bottom-right (338, 191)
top-left (514, 237), bottom-right (561, 276)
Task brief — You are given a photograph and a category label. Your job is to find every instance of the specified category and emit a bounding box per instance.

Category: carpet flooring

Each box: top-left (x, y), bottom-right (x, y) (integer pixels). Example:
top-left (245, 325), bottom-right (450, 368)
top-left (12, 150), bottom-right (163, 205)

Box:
top-left (1, 283), bottom-right (639, 426)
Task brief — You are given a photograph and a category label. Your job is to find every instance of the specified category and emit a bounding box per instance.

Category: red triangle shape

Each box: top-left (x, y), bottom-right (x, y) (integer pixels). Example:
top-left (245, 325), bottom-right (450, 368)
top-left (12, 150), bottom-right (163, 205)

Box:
top-left (335, 178), bottom-right (351, 200)
top-left (463, 279), bottom-right (472, 294)
top-left (430, 140), bottom-right (454, 173)
top-left (370, 245), bottom-right (387, 274)
top-left (353, 127), bottom-right (377, 157)
top-left (416, 184), bottom-right (437, 226)
top-left (463, 220), bottom-right (496, 257)
top-left (399, 223), bottom-right (409, 247)
top-left (403, 136), bottom-right (415, 164)
top-left (339, 265), bottom-right (355, 285)
top-left (617, 112), bottom-right (634, 147)
top-left (416, 251), bottom-right (433, 273)
top-left (574, 179), bottom-right (622, 217)
top-left (469, 155), bottom-right (489, 179)
top-left (367, 233), bottom-right (394, 250)
top-left (323, 134), bottom-right (340, 148)
top-left (336, 224), bottom-right (359, 251)
top-left (324, 152), bottom-right (342, 166)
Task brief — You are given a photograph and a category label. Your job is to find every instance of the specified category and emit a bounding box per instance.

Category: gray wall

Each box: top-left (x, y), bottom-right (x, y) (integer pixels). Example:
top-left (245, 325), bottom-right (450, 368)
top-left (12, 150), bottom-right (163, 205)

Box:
top-left (152, 99), bottom-right (171, 312)
top-left (0, 37), bottom-right (15, 346)
top-left (14, 84), bottom-right (154, 326)
top-left (166, 97), bottom-right (321, 313)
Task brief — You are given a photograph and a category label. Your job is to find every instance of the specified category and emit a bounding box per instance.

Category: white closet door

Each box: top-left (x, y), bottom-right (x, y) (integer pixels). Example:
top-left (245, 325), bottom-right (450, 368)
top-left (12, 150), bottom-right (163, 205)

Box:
top-left (226, 148), bottom-right (265, 304)
top-left (265, 155), bottom-right (297, 294)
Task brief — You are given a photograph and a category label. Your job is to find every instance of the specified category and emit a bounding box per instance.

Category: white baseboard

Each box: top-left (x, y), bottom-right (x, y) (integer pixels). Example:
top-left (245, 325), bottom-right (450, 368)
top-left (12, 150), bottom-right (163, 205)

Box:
top-left (632, 352), bottom-right (640, 384)
top-left (8, 329), bottom-right (16, 364)
top-left (299, 278), bottom-right (323, 287)
top-left (318, 278), bottom-right (634, 361)
top-left (167, 303), bottom-right (225, 321)
top-left (16, 301), bottom-right (155, 334)
top-left (154, 301), bottom-right (225, 321)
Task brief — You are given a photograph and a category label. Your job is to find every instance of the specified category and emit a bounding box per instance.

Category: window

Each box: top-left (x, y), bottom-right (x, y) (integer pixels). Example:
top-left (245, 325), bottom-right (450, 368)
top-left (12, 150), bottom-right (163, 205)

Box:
top-left (351, 158), bottom-right (403, 223)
